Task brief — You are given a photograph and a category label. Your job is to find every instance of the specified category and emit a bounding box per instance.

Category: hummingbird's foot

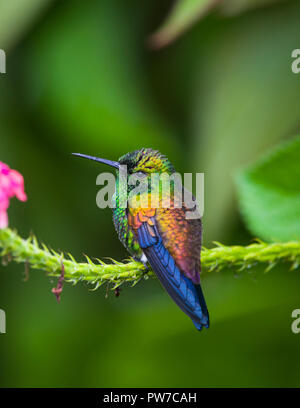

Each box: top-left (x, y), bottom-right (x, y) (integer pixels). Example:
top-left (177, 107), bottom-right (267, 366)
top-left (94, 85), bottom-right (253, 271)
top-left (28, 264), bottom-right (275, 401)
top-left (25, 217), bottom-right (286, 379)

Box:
top-left (142, 264), bottom-right (151, 275)
top-left (139, 253), bottom-right (150, 274)
top-left (132, 253), bottom-right (150, 274)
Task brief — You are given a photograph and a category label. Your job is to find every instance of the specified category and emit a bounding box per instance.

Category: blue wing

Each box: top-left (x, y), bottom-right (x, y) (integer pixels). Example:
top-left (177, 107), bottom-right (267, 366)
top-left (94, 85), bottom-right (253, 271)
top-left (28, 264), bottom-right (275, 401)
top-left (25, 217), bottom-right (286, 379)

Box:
top-left (137, 220), bottom-right (209, 330)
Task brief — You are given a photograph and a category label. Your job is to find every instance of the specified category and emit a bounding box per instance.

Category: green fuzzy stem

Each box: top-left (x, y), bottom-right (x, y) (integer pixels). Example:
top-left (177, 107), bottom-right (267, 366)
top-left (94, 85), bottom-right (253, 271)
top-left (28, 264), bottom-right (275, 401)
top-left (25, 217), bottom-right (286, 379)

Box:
top-left (0, 228), bottom-right (300, 290)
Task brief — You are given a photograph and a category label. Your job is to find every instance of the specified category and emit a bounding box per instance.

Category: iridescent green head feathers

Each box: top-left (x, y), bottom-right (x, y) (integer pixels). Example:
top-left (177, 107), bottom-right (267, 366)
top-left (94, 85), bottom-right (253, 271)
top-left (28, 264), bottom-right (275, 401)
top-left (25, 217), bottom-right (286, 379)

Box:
top-left (118, 148), bottom-right (175, 175)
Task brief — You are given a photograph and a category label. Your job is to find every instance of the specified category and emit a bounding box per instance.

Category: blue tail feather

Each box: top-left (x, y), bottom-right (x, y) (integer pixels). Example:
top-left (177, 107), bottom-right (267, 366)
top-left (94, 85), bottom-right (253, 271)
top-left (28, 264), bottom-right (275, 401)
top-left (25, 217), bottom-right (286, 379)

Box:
top-left (137, 224), bottom-right (209, 330)
top-left (139, 235), bottom-right (208, 330)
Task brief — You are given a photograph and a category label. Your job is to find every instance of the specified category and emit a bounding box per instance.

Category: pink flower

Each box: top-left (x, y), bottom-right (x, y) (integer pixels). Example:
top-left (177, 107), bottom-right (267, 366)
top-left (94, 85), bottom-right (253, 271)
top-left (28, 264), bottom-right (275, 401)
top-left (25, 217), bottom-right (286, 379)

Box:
top-left (0, 161), bottom-right (27, 229)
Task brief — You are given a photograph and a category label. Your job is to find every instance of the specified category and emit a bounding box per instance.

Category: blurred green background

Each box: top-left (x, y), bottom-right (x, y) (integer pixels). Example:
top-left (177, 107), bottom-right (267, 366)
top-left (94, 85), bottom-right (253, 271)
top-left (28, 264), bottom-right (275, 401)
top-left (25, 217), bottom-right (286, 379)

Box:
top-left (1, 0), bottom-right (300, 387)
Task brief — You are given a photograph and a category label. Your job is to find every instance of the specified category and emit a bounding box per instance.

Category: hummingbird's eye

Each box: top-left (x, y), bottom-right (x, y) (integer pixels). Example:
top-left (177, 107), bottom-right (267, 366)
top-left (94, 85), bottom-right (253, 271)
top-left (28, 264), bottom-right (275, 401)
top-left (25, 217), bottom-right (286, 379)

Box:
top-left (135, 171), bottom-right (146, 178)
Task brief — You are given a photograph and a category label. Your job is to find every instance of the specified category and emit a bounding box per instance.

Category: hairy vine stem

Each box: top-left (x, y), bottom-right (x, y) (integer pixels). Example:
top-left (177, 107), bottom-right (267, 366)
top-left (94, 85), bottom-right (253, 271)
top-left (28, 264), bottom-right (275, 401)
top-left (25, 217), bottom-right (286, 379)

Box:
top-left (0, 228), bottom-right (299, 291)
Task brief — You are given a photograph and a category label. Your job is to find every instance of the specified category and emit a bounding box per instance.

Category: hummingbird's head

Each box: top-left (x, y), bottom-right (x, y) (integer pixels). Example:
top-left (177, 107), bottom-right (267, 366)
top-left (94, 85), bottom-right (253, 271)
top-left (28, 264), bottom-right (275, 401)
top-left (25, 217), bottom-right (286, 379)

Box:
top-left (72, 148), bottom-right (175, 175)
top-left (118, 148), bottom-right (175, 175)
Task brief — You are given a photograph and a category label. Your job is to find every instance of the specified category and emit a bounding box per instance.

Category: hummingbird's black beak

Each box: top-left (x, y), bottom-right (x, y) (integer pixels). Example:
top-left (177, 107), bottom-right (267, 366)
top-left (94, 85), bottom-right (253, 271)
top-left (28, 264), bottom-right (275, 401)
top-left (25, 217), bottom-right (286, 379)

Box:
top-left (72, 153), bottom-right (120, 169)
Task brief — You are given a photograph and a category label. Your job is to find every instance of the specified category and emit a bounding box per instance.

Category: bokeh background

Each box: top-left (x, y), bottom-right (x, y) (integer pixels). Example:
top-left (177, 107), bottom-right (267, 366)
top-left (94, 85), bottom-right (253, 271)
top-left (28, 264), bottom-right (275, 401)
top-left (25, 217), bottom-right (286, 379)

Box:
top-left (1, 0), bottom-right (300, 387)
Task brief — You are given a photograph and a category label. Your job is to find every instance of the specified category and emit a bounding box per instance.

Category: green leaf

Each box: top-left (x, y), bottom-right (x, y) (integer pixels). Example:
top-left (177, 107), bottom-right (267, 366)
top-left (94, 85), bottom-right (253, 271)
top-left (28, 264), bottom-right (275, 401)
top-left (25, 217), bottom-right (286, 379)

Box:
top-left (236, 137), bottom-right (300, 242)
top-left (148, 0), bottom-right (218, 49)
top-left (0, 0), bottom-right (53, 49)
top-left (149, 0), bottom-right (284, 48)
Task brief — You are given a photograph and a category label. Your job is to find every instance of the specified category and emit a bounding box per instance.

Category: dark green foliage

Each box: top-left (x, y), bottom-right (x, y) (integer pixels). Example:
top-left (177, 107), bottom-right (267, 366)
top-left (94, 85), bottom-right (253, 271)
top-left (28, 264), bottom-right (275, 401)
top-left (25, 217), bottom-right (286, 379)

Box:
top-left (237, 137), bottom-right (300, 242)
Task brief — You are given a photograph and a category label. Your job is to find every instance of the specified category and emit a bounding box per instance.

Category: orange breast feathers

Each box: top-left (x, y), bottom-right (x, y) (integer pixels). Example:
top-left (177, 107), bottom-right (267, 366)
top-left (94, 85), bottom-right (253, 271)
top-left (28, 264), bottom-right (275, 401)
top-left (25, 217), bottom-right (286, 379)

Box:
top-left (128, 203), bottom-right (202, 284)
top-left (128, 207), bottom-right (156, 236)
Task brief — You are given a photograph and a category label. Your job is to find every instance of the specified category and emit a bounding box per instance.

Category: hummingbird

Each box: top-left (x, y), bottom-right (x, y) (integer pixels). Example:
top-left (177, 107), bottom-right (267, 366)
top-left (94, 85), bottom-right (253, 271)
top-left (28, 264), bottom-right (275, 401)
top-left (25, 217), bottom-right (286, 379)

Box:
top-left (72, 148), bottom-right (209, 330)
